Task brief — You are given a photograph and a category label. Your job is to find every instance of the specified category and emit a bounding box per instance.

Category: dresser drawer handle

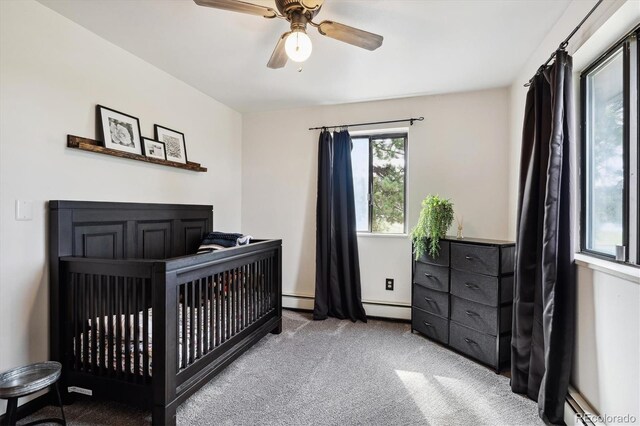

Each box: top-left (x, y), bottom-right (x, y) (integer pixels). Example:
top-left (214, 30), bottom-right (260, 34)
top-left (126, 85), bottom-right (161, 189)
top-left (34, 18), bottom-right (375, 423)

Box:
top-left (465, 310), bottom-right (477, 316)
top-left (423, 296), bottom-right (433, 302)
top-left (424, 273), bottom-right (433, 278)
top-left (423, 321), bottom-right (432, 327)
top-left (464, 337), bottom-right (477, 345)
top-left (464, 282), bottom-right (479, 289)
top-left (465, 255), bottom-right (474, 260)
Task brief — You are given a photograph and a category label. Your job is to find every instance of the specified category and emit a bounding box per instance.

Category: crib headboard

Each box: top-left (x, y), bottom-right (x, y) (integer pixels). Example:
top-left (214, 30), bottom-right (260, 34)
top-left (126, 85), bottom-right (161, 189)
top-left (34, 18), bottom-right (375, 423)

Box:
top-left (49, 200), bottom-right (213, 368)
top-left (49, 200), bottom-right (213, 261)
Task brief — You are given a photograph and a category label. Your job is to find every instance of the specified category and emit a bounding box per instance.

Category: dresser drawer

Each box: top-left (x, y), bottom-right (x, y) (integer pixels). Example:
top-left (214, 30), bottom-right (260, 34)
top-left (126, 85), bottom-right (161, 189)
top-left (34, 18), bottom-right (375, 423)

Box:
top-left (412, 285), bottom-right (449, 317)
top-left (449, 322), bottom-right (497, 367)
top-left (451, 243), bottom-right (499, 276)
top-left (451, 296), bottom-right (497, 335)
top-left (415, 240), bottom-right (450, 266)
top-left (413, 262), bottom-right (449, 292)
top-left (412, 308), bottom-right (449, 345)
top-left (451, 269), bottom-right (499, 306)
top-left (451, 296), bottom-right (512, 336)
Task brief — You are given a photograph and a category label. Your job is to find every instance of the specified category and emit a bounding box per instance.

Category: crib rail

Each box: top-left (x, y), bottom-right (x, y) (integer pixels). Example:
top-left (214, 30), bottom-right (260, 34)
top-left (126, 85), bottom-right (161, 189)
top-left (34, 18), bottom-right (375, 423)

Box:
top-left (58, 240), bottom-right (282, 400)
top-left (172, 250), bottom-right (278, 373)
top-left (61, 259), bottom-right (155, 385)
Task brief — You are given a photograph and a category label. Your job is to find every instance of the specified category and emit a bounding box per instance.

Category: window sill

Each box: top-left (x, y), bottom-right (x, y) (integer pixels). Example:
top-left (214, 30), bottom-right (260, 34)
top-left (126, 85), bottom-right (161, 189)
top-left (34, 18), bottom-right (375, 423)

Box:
top-left (574, 253), bottom-right (640, 284)
top-left (356, 233), bottom-right (408, 239)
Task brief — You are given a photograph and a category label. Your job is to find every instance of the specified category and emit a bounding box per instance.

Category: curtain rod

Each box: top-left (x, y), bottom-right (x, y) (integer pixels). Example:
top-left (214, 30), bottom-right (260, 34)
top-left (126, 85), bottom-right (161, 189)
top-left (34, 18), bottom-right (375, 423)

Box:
top-left (308, 117), bottom-right (424, 131)
top-left (524, 0), bottom-right (603, 87)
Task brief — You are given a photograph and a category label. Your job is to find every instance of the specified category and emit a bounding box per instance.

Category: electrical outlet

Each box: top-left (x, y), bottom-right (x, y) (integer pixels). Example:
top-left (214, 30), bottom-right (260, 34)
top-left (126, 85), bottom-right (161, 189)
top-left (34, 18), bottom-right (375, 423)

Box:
top-left (385, 278), bottom-right (394, 291)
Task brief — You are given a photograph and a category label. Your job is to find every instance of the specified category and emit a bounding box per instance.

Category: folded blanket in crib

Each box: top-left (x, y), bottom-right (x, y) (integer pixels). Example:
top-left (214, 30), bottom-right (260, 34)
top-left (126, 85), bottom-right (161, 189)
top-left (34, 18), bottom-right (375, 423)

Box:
top-left (198, 232), bottom-right (252, 253)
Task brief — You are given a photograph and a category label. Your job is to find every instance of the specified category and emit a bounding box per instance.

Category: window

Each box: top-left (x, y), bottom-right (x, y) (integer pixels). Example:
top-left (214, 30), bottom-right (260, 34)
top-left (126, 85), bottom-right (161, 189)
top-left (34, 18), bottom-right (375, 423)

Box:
top-left (351, 133), bottom-right (407, 234)
top-left (580, 27), bottom-right (639, 264)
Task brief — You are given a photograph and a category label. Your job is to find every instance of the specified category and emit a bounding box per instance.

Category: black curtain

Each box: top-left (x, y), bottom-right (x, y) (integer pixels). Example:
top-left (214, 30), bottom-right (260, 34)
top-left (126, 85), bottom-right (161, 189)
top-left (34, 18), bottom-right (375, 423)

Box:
top-left (511, 49), bottom-right (575, 425)
top-left (314, 129), bottom-right (367, 322)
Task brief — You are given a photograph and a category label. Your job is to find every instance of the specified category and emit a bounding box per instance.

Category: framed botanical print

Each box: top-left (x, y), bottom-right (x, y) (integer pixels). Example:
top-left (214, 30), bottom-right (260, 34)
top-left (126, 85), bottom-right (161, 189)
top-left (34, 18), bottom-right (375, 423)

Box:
top-left (142, 138), bottom-right (166, 160)
top-left (97, 105), bottom-right (143, 155)
top-left (154, 125), bottom-right (187, 164)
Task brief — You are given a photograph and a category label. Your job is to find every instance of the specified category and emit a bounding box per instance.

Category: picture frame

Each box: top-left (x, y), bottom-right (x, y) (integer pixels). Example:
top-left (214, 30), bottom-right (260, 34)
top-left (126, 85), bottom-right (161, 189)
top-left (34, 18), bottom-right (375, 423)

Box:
top-left (154, 125), bottom-right (187, 164)
top-left (97, 105), bottom-right (143, 155)
top-left (142, 138), bottom-right (166, 160)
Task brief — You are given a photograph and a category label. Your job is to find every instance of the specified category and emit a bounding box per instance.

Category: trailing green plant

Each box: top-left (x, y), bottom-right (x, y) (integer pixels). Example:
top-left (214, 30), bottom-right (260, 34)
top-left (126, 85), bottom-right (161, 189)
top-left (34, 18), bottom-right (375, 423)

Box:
top-left (411, 195), bottom-right (454, 260)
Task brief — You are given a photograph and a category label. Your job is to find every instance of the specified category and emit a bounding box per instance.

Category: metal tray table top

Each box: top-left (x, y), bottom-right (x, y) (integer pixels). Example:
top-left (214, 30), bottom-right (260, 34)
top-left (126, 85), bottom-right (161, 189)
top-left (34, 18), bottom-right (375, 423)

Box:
top-left (0, 361), bottom-right (62, 399)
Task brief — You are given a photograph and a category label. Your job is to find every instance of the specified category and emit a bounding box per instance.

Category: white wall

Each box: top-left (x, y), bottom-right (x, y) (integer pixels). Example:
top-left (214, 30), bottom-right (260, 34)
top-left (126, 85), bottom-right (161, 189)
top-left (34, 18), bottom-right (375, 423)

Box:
top-left (573, 260), bottom-right (640, 423)
top-left (242, 88), bottom-right (510, 318)
top-left (506, 0), bottom-right (640, 422)
top-left (0, 0), bottom-right (242, 410)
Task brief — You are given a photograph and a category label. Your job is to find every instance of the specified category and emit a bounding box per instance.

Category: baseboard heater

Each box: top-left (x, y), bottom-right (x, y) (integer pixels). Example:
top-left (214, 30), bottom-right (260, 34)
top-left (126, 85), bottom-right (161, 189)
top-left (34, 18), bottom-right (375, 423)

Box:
top-left (566, 386), bottom-right (604, 426)
top-left (282, 293), bottom-right (410, 320)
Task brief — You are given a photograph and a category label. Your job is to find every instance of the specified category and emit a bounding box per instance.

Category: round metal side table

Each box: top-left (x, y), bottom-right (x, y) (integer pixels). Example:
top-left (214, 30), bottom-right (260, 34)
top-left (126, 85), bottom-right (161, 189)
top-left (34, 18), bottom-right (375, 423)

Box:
top-left (0, 361), bottom-right (66, 426)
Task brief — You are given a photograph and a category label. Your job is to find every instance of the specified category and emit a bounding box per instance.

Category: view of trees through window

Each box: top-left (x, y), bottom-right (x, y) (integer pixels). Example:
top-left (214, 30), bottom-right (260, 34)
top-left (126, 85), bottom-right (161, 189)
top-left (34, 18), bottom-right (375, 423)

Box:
top-left (352, 134), bottom-right (406, 233)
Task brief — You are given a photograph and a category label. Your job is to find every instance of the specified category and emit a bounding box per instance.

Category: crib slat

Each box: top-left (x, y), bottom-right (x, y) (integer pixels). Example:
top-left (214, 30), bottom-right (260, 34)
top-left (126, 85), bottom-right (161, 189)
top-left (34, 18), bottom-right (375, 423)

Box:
top-left (203, 278), bottom-right (208, 354)
top-left (222, 273), bottom-right (227, 342)
top-left (237, 268), bottom-right (241, 332)
top-left (180, 285), bottom-right (186, 369)
top-left (258, 260), bottom-right (263, 317)
top-left (73, 274), bottom-right (80, 372)
top-left (236, 268), bottom-right (240, 334)
top-left (125, 277), bottom-right (132, 379)
top-left (107, 276), bottom-right (113, 376)
top-left (212, 279), bottom-right (217, 349)
top-left (114, 277), bottom-right (121, 376)
top-left (265, 258), bottom-right (270, 313)
top-left (269, 256), bottom-right (273, 311)
top-left (256, 261), bottom-right (260, 318)
top-left (268, 257), bottom-right (272, 311)
top-left (82, 274), bottom-right (87, 373)
top-left (221, 272), bottom-right (226, 343)
top-left (231, 270), bottom-right (234, 336)
top-left (142, 278), bottom-right (149, 380)
top-left (90, 275), bottom-right (97, 373)
top-left (188, 281), bottom-right (194, 364)
top-left (215, 274), bottom-right (220, 346)
top-left (133, 279), bottom-right (140, 381)
top-left (232, 270), bottom-right (237, 337)
top-left (266, 258), bottom-right (270, 312)
top-left (196, 278), bottom-right (202, 359)
top-left (241, 267), bottom-right (245, 326)
top-left (226, 271), bottom-right (231, 340)
top-left (99, 275), bottom-right (105, 376)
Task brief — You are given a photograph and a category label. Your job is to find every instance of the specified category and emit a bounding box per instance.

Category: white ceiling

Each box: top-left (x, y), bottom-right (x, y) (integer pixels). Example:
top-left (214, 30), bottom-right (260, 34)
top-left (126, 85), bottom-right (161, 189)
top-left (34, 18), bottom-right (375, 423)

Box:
top-left (38, 0), bottom-right (571, 112)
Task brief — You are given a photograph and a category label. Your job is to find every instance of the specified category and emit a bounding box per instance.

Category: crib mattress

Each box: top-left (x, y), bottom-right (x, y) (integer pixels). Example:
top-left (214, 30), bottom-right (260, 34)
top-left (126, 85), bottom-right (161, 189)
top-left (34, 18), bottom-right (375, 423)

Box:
top-left (77, 301), bottom-right (236, 376)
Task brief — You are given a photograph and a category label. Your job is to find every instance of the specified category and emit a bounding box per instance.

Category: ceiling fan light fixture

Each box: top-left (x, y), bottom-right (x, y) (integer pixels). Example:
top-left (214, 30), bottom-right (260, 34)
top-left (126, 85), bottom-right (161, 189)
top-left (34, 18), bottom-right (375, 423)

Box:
top-left (285, 29), bottom-right (312, 63)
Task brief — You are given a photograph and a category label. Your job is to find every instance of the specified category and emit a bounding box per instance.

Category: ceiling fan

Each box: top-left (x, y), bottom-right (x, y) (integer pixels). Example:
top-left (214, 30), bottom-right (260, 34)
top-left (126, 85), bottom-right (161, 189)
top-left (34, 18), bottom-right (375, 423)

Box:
top-left (193, 0), bottom-right (383, 69)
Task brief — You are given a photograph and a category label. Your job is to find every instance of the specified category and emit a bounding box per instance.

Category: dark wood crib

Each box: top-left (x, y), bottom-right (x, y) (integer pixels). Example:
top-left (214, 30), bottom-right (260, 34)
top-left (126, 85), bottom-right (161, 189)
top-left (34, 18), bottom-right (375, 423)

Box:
top-left (49, 201), bottom-right (282, 425)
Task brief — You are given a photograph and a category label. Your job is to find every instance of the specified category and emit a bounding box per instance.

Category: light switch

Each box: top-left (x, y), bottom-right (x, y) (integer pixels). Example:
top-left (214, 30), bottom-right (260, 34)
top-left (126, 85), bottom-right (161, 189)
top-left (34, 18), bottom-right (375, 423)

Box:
top-left (15, 200), bottom-right (33, 221)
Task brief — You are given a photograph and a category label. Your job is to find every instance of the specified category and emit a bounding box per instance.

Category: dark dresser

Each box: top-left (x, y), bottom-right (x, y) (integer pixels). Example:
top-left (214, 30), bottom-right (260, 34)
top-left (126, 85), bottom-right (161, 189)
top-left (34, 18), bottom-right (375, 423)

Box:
top-left (411, 237), bottom-right (515, 372)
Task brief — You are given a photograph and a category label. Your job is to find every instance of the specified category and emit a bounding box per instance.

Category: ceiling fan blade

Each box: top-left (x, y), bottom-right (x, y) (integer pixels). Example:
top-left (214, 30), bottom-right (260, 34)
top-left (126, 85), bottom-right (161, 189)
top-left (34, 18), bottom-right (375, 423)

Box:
top-left (267, 32), bottom-right (290, 69)
top-left (317, 20), bottom-right (383, 51)
top-left (193, 0), bottom-right (277, 18)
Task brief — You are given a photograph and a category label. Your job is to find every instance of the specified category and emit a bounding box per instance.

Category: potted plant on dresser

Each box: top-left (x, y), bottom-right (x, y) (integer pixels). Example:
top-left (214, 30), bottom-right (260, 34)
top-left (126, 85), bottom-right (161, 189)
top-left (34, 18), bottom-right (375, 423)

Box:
top-left (411, 194), bottom-right (454, 260)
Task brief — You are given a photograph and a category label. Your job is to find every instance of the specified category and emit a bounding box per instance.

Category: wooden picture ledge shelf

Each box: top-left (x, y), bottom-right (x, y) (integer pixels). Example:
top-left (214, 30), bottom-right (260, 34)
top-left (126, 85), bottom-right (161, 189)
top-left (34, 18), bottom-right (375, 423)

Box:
top-left (67, 135), bottom-right (207, 172)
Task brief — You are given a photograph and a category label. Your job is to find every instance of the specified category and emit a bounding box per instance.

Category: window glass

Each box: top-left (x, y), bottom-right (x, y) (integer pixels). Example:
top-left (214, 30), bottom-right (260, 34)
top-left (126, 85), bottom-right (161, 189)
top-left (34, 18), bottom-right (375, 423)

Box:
top-left (371, 137), bottom-right (406, 233)
top-left (351, 137), bottom-right (370, 232)
top-left (351, 134), bottom-right (406, 234)
top-left (585, 49), bottom-right (624, 256)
